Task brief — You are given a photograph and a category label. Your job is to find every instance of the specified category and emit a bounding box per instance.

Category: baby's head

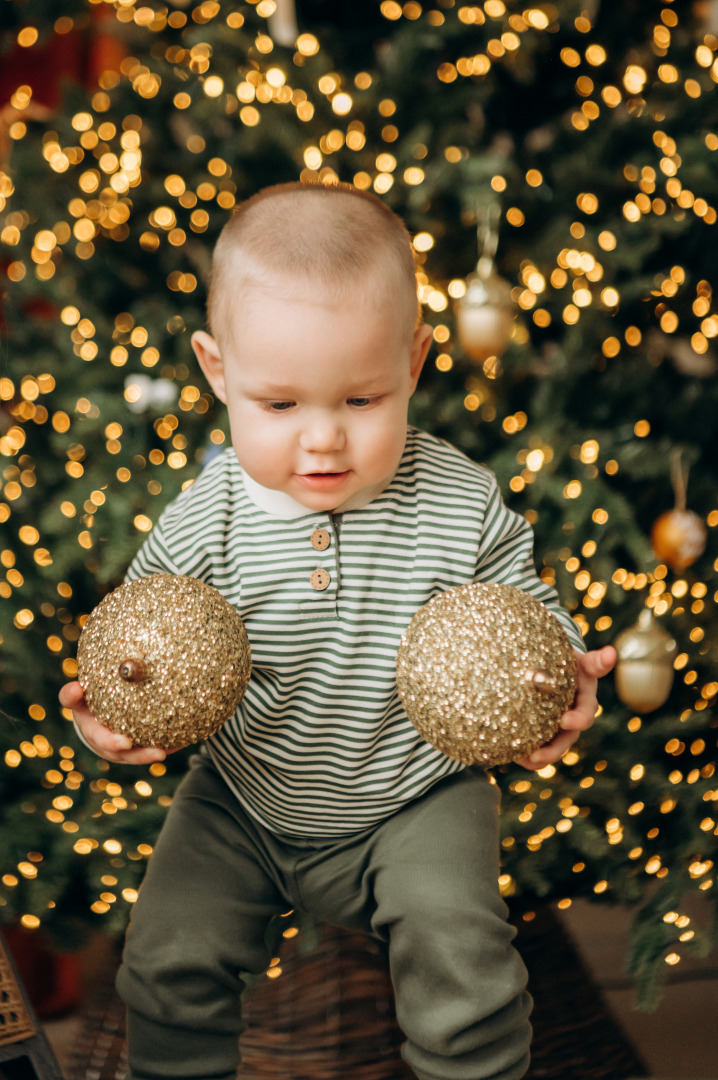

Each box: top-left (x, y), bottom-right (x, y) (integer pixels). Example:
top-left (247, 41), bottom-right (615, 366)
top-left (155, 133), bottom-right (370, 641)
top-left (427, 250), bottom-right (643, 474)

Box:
top-left (192, 182), bottom-right (433, 512)
top-left (206, 180), bottom-right (421, 356)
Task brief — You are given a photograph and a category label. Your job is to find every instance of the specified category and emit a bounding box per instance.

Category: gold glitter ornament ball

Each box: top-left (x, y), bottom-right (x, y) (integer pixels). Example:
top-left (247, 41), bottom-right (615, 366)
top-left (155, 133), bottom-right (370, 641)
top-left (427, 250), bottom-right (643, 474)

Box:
top-left (396, 582), bottom-right (578, 767)
top-left (77, 575), bottom-right (251, 750)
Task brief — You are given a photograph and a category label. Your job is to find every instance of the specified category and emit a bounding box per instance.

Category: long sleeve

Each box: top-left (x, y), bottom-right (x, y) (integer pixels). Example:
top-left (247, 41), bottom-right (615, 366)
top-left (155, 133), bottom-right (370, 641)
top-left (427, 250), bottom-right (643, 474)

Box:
top-left (474, 476), bottom-right (585, 653)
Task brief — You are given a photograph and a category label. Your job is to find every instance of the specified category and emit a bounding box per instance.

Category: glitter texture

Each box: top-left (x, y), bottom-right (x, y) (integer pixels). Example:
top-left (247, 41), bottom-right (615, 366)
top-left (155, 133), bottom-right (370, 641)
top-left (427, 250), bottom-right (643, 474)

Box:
top-left (77, 574), bottom-right (251, 749)
top-left (396, 582), bottom-right (578, 767)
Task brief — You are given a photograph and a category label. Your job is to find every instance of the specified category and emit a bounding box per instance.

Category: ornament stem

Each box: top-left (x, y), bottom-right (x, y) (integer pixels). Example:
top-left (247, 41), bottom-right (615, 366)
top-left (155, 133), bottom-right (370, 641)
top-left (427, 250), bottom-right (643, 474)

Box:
top-left (670, 448), bottom-right (688, 511)
top-left (475, 201), bottom-right (501, 278)
top-left (118, 658), bottom-right (148, 683)
top-left (268, 0), bottom-right (298, 46)
top-left (525, 669), bottom-right (557, 693)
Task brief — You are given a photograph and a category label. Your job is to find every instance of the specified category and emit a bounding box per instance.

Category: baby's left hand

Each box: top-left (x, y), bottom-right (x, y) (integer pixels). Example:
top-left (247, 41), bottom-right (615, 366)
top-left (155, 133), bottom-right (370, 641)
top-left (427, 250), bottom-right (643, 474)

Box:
top-left (515, 645), bottom-right (616, 771)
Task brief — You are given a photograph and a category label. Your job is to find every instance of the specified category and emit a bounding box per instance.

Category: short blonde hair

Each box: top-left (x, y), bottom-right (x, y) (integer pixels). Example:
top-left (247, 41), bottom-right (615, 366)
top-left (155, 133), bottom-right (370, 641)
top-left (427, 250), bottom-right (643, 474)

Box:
top-left (207, 181), bottom-right (420, 353)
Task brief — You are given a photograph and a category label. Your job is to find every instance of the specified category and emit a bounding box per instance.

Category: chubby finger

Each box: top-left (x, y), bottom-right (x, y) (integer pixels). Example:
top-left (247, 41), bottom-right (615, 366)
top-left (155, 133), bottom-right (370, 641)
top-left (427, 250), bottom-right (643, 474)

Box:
top-left (559, 681), bottom-right (599, 729)
top-left (559, 705), bottom-right (595, 731)
top-left (82, 724), bottom-right (167, 765)
top-left (85, 722), bottom-right (133, 755)
top-left (59, 680), bottom-right (86, 710)
top-left (516, 727), bottom-right (580, 770)
top-left (560, 676), bottom-right (597, 729)
top-left (559, 646), bottom-right (617, 731)
top-left (100, 745), bottom-right (168, 766)
top-left (576, 645), bottom-right (617, 681)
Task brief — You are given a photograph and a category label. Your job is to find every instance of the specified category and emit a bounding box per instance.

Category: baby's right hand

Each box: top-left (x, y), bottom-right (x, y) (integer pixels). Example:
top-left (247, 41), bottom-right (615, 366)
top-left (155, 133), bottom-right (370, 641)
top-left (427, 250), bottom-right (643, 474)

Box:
top-left (59, 681), bottom-right (168, 765)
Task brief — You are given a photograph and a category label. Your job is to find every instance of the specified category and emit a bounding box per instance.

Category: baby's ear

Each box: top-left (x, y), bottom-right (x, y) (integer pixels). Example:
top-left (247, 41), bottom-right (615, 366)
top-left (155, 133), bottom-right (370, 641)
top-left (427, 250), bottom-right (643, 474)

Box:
top-left (192, 331), bottom-right (227, 403)
top-left (409, 323), bottom-right (434, 388)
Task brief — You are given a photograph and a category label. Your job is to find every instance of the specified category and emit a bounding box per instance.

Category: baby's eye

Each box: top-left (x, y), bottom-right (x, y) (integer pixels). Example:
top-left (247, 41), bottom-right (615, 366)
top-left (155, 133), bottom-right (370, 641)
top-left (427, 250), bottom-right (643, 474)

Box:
top-left (347, 396), bottom-right (374, 408)
top-left (264, 400), bottom-right (295, 412)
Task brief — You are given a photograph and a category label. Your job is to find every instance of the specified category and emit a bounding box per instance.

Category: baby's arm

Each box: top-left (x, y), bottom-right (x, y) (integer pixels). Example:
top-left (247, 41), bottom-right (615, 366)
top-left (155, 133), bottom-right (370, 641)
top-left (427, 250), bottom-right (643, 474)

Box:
top-left (59, 681), bottom-right (168, 765)
top-left (514, 645), bottom-right (616, 771)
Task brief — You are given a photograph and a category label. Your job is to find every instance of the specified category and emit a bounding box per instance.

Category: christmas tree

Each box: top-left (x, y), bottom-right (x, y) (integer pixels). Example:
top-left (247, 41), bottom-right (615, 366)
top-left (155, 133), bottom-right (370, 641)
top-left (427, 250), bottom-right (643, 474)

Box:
top-left (1, 0), bottom-right (717, 1006)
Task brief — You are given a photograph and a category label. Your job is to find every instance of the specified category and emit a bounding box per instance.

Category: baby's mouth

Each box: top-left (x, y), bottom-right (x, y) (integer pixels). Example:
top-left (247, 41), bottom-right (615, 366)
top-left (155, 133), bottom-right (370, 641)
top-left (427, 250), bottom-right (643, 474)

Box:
top-left (297, 471), bottom-right (350, 489)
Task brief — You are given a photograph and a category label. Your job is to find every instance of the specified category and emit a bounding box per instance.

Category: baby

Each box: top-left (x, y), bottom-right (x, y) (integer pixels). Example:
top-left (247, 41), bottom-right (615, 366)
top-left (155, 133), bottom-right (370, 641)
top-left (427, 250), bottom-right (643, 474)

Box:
top-left (61, 181), bottom-right (615, 1080)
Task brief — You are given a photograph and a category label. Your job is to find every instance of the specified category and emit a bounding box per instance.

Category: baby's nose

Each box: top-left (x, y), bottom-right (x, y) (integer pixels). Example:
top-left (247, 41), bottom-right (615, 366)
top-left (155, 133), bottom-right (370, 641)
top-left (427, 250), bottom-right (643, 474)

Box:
top-left (299, 415), bottom-right (346, 453)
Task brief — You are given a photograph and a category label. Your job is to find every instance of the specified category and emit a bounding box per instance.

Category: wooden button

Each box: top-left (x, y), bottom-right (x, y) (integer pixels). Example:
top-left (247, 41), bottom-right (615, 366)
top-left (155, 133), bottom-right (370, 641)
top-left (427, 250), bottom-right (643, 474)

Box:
top-left (310, 568), bottom-right (331, 591)
top-left (311, 528), bottom-right (331, 551)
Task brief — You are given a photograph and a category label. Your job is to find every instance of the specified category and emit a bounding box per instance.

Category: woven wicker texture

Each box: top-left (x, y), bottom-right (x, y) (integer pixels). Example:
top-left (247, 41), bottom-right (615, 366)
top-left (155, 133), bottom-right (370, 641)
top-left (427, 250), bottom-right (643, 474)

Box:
top-left (0, 937), bottom-right (36, 1048)
top-left (241, 929), bottom-right (414, 1080)
top-left (65, 907), bottom-right (648, 1080)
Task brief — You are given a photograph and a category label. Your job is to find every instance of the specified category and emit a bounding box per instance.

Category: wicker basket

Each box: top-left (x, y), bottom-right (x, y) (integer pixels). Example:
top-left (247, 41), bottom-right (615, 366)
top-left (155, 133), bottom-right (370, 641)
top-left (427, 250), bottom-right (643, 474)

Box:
top-left (240, 923), bottom-right (413, 1080)
top-left (0, 936), bottom-right (36, 1048)
top-left (64, 909), bottom-right (649, 1080)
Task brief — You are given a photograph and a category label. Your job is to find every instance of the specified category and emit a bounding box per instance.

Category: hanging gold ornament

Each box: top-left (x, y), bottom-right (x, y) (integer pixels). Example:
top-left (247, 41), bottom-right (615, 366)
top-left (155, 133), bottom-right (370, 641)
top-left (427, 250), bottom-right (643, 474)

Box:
top-left (455, 202), bottom-right (514, 363)
top-left (268, 0), bottom-right (298, 46)
top-left (651, 449), bottom-right (707, 571)
top-left (396, 582), bottom-right (577, 767)
top-left (77, 574), bottom-right (251, 749)
top-left (614, 609), bottom-right (677, 713)
top-left (652, 509), bottom-right (707, 570)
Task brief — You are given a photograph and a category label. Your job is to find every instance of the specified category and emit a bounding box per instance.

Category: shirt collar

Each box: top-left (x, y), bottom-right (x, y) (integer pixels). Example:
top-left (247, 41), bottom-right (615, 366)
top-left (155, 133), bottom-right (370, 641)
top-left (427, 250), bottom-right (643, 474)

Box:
top-left (240, 469), bottom-right (390, 519)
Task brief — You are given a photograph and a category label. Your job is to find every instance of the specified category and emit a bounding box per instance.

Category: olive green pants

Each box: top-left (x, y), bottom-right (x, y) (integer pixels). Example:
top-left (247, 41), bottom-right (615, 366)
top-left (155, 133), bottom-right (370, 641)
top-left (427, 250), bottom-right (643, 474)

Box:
top-left (116, 755), bottom-right (531, 1080)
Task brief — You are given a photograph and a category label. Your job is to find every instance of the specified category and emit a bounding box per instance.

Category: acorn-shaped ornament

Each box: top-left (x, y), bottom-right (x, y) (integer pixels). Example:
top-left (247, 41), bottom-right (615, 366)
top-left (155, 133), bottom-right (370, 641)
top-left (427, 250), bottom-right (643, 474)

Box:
top-left (396, 582), bottom-right (577, 767)
top-left (614, 608), bottom-right (676, 714)
top-left (77, 574), bottom-right (251, 749)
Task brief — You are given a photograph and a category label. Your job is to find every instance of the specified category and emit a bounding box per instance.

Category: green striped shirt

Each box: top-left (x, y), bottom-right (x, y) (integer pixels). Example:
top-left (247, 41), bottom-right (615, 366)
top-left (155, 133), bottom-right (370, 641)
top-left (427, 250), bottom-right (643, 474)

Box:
top-left (128, 428), bottom-right (584, 836)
